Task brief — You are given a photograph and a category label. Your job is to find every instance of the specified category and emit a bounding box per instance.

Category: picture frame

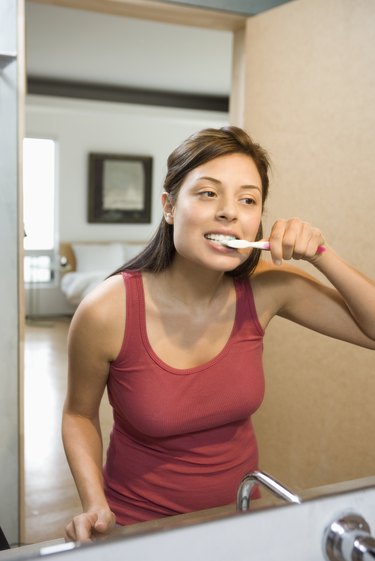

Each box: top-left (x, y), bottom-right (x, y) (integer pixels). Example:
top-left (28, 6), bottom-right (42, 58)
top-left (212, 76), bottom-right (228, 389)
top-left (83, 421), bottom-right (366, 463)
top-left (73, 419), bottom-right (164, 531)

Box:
top-left (88, 152), bottom-right (152, 223)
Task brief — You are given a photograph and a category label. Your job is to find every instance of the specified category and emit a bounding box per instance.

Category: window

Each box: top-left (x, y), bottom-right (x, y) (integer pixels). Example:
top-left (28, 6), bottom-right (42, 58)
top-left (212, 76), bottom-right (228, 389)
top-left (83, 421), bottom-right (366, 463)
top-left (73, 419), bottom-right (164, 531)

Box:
top-left (23, 138), bottom-right (56, 283)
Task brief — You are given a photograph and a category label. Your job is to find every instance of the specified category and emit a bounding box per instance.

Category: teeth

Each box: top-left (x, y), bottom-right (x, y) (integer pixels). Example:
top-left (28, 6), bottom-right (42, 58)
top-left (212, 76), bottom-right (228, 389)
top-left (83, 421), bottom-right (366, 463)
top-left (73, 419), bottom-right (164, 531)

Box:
top-left (205, 234), bottom-right (237, 243)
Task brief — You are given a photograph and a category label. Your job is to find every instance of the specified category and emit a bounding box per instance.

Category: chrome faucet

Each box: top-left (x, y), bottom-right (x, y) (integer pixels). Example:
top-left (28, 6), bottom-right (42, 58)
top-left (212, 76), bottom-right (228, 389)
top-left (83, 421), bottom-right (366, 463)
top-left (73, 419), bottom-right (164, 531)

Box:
top-left (324, 512), bottom-right (375, 561)
top-left (236, 470), bottom-right (302, 512)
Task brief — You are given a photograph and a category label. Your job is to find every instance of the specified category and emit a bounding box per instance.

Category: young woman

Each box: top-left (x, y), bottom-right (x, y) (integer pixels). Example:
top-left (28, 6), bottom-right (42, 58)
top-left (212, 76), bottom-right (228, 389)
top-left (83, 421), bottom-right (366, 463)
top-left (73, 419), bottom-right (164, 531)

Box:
top-left (62, 126), bottom-right (375, 542)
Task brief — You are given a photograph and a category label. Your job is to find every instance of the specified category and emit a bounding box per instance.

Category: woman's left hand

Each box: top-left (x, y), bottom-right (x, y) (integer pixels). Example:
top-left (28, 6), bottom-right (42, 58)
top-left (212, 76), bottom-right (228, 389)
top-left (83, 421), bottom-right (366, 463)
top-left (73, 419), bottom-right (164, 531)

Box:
top-left (268, 218), bottom-right (326, 266)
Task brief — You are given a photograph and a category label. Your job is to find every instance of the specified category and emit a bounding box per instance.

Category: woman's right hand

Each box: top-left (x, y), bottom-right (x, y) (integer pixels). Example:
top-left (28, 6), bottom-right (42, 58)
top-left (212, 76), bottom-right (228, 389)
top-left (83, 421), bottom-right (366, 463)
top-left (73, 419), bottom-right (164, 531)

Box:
top-left (64, 508), bottom-right (116, 543)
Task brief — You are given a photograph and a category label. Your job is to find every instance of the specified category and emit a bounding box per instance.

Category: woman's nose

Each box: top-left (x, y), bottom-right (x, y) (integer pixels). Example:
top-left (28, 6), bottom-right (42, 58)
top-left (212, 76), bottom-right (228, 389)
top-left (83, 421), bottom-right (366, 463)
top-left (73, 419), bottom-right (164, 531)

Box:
top-left (216, 198), bottom-right (237, 221)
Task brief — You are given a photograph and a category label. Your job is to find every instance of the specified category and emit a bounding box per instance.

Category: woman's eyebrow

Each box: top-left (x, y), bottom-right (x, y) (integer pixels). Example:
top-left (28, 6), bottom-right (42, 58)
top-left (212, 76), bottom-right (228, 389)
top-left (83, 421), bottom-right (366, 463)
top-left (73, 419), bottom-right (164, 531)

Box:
top-left (239, 185), bottom-right (262, 192)
top-left (196, 176), bottom-right (261, 191)
top-left (195, 175), bottom-right (221, 184)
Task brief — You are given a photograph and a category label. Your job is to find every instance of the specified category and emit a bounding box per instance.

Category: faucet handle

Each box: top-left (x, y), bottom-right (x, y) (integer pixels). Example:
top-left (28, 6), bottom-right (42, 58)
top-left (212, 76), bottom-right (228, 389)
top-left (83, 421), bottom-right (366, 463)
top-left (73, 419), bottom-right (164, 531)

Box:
top-left (323, 512), bottom-right (375, 561)
top-left (236, 470), bottom-right (301, 512)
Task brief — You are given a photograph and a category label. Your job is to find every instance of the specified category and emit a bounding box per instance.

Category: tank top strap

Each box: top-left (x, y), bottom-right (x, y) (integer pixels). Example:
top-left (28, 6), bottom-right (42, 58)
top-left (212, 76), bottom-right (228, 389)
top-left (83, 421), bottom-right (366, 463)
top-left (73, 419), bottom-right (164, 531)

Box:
top-left (120, 270), bottom-right (144, 350)
top-left (234, 277), bottom-right (264, 337)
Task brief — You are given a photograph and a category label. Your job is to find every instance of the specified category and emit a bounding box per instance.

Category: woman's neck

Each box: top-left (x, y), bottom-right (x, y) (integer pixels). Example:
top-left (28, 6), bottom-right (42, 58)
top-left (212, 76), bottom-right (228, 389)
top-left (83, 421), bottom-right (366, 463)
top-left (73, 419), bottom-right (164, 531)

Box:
top-left (150, 259), bottom-right (231, 308)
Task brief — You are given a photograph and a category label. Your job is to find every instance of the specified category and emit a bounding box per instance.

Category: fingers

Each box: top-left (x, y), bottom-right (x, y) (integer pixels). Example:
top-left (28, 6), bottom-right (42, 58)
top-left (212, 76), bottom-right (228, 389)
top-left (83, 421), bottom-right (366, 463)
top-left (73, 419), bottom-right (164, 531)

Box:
top-left (93, 510), bottom-right (116, 537)
top-left (64, 510), bottom-right (116, 543)
top-left (65, 512), bottom-right (98, 543)
top-left (269, 218), bottom-right (325, 265)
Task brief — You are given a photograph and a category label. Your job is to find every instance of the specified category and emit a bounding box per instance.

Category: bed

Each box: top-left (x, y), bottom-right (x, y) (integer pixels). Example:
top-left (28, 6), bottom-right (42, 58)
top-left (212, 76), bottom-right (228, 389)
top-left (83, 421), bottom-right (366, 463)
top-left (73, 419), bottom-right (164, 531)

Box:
top-left (59, 241), bottom-right (145, 306)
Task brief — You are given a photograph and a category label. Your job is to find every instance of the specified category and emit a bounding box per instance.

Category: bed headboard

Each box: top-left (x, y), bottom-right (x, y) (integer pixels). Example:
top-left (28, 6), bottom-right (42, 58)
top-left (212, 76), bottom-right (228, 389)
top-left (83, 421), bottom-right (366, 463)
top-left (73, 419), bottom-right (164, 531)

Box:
top-left (59, 241), bottom-right (146, 273)
top-left (59, 243), bottom-right (77, 271)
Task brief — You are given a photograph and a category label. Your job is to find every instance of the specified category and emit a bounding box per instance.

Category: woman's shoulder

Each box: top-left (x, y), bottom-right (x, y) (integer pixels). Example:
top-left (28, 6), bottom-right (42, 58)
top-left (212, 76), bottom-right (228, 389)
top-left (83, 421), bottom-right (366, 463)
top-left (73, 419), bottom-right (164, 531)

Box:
top-left (69, 273), bottom-right (126, 362)
top-left (251, 258), bottom-right (289, 289)
top-left (252, 257), bottom-right (312, 281)
top-left (250, 258), bottom-right (316, 327)
top-left (251, 259), bottom-right (320, 298)
top-left (80, 273), bottom-right (125, 313)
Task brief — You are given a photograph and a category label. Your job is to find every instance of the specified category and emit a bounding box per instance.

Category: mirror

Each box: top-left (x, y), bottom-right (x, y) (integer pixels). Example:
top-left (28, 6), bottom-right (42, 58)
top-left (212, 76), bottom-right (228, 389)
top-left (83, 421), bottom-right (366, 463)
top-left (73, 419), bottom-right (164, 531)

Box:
top-left (22, 0), bottom-right (375, 547)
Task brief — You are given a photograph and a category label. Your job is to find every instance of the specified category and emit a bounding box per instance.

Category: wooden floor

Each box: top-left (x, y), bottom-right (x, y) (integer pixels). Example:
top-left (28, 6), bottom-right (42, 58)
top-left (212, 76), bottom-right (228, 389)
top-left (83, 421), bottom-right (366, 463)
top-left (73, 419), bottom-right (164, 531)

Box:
top-left (23, 317), bottom-right (112, 545)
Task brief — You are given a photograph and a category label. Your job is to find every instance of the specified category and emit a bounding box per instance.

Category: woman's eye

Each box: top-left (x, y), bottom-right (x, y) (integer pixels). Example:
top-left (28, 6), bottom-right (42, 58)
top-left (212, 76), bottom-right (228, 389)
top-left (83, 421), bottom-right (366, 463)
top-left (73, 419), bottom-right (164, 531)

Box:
top-left (200, 190), bottom-right (216, 198)
top-left (241, 197), bottom-right (256, 205)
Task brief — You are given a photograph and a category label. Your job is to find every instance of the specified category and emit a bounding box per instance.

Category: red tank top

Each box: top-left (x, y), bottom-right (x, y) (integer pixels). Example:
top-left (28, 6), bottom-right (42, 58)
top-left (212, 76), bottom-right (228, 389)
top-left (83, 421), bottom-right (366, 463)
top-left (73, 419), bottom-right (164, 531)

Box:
top-left (103, 271), bottom-right (265, 525)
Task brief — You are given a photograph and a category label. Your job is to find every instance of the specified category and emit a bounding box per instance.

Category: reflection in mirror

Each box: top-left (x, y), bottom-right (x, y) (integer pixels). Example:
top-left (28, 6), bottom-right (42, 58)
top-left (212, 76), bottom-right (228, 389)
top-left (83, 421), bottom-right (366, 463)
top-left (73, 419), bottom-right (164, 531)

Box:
top-left (22, 0), bottom-right (375, 549)
top-left (23, 0), bottom-right (232, 545)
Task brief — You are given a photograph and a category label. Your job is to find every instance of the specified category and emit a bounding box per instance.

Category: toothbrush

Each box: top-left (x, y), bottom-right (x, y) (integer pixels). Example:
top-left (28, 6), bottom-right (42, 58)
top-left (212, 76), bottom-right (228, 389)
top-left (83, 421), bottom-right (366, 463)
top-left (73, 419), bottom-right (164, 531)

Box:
top-left (222, 239), bottom-right (326, 254)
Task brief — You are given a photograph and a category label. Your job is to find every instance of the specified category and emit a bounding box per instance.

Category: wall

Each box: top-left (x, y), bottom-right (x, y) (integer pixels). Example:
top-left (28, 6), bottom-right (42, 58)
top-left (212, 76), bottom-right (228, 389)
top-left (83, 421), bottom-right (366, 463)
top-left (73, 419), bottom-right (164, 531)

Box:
top-left (25, 95), bottom-right (228, 315)
top-left (232, 0), bottom-right (375, 490)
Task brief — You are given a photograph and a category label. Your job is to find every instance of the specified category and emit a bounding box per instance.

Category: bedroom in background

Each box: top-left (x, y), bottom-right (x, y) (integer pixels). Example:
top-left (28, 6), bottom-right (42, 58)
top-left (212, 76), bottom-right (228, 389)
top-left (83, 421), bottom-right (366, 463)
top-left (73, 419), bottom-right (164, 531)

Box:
top-left (23, 1), bottom-right (231, 319)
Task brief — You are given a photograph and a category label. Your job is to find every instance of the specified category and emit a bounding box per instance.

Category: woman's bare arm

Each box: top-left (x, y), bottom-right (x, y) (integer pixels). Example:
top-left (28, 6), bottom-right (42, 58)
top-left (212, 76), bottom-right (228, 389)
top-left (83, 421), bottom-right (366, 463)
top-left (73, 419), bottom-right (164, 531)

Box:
top-left (253, 219), bottom-right (375, 348)
top-left (62, 275), bottom-right (125, 541)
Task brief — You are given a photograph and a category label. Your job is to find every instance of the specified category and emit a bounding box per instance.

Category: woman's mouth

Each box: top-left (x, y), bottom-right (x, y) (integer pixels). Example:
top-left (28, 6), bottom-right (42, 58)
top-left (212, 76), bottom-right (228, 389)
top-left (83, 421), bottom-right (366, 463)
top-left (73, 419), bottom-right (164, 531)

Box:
top-left (204, 234), bottom-right (238, 245)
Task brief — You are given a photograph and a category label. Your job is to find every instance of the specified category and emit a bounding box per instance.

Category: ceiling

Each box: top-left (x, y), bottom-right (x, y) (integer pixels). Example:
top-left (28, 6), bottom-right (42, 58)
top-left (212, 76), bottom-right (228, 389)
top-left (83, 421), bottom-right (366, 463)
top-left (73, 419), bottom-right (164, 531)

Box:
top-left (161, 0), bottom-right (294, 16)
top-left (27, 0), bottom-right (295, 31)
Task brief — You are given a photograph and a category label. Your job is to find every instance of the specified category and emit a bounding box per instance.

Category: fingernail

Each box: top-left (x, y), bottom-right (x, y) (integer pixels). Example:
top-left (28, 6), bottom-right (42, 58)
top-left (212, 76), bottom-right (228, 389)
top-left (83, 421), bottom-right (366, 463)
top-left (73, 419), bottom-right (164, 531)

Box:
top-left (275, 259), bottom-right (282, 266)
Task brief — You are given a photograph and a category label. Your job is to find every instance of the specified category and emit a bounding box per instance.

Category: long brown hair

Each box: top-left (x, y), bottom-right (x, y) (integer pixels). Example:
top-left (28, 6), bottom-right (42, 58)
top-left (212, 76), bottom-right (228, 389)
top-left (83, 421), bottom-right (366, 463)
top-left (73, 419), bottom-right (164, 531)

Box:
top-left (112, 126), bottom-right (271, 279)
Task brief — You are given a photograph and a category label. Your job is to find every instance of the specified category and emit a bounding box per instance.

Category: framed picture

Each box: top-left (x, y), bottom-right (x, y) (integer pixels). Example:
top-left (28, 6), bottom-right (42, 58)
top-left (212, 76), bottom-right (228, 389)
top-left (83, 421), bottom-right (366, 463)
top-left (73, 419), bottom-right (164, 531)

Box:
top-left (88, 153), bottom-right (152, 223)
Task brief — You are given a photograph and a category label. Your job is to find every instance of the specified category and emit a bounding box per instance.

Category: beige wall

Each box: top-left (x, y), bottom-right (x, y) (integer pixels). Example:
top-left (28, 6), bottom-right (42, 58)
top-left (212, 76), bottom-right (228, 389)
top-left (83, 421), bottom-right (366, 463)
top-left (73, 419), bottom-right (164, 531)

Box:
top-left (231, 0), bottom-right (375, 491)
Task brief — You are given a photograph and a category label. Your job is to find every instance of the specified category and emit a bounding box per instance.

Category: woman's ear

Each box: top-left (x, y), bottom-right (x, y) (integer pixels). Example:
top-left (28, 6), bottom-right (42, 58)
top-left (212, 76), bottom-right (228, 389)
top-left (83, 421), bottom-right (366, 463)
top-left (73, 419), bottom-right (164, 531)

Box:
top-left (162, 192), bottom-right (175, 224)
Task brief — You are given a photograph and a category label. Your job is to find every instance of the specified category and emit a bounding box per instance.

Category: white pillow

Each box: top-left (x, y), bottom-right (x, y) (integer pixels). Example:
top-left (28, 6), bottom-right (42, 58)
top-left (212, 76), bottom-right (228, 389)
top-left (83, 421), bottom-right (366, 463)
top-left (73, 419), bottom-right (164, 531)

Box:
top-left (122, 243), bottom-right (145, 262)
top-left (72, 243), bottom-right (125, 273)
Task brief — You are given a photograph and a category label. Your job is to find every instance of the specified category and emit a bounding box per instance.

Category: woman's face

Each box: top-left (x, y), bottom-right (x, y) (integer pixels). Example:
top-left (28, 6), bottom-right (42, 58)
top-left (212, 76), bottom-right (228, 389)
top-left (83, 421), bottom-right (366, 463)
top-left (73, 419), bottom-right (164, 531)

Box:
top-left (163, 153), bottom-right (263, 272)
